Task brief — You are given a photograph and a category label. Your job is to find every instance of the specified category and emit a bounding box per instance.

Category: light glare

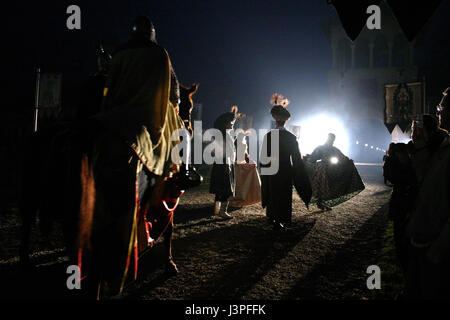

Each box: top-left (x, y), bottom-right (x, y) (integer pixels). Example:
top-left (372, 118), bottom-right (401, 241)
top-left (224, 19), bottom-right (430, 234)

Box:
top-left (297, 114), bottom-right (349, 155)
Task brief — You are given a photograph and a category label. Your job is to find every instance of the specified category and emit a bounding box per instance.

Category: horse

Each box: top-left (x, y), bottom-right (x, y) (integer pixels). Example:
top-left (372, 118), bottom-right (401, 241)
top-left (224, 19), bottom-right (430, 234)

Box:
top-left (19, 83), bottom-right (200, 298)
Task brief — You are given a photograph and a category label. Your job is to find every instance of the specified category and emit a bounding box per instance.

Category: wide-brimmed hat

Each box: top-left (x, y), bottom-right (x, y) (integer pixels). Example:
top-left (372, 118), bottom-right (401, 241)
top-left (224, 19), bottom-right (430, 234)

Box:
top-left (270, 93), bottom-right (291, 121)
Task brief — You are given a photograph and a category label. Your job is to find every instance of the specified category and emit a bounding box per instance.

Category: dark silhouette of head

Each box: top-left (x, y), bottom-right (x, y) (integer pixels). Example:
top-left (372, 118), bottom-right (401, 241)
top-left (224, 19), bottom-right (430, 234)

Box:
top-left (179, 83), bottom-right (199, 134)
top-left (131, 16), bottom-right (156, 42)
top-left (326, 133), bottom-right (336, 146)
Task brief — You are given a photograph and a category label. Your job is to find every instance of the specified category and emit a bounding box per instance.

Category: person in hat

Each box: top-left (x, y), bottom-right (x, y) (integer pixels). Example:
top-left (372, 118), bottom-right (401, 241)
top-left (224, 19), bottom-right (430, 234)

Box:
top-left (209, 106), bottom-right (245, 218)
top-left (260, 94), bottom-right (311, 230)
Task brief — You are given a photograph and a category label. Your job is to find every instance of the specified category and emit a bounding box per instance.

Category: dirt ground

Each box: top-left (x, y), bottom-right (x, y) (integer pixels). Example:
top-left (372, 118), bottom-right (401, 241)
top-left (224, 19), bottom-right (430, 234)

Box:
top-left (0, 166), bottom-right (392, 300)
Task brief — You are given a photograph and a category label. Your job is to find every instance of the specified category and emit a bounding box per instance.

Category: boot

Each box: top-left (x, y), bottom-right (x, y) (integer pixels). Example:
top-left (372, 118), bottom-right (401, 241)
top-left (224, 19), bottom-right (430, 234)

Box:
top-left (219, 201), bottom-right (233, 219)
top-left (214, 201), bottom-right (221, 215)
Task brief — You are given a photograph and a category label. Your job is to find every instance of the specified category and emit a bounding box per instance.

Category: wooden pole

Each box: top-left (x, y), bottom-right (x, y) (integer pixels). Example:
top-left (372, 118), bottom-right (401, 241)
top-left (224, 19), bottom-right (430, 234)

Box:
top-left (33, 68), bottom-right (41, 132)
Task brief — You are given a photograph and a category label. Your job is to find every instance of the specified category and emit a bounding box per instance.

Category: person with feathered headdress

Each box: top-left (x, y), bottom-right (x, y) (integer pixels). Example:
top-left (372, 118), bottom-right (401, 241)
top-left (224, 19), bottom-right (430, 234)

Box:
top-left (209, 105), bottom-right (246, 218)
top-left (259, 94), bottom-right (311, 230)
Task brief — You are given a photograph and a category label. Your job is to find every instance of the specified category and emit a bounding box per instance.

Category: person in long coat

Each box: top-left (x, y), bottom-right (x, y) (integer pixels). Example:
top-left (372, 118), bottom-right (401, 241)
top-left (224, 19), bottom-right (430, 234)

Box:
top-left (304, 133), bottom-right (365, 211)
top-left (260, 94), bottom-right (311, 230)
top-left (209, 106), bottom-right (245, 218)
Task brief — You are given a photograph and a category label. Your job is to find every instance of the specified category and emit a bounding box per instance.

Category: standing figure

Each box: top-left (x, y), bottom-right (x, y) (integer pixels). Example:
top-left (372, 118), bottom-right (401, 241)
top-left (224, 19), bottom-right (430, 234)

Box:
top-left (230, 131), bottom-right (262, 207)
top-left (304, 133), bottom-right (365, 211)
top-left (404, 87), bottom-right (450, 299)
top-left (260, 94), bottom-right (311, 230)
top-left (383, 142), bottom-right (417, 273)
top-left (78, 43), bottom-right (112, 121)
top-left (90, 16), bottom-right (185, 294)
top-left (210, 106), bottom-right (245, 218)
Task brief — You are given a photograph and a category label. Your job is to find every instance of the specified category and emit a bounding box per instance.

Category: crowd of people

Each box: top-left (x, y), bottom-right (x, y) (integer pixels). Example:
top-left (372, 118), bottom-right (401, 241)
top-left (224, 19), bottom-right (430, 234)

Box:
top-left (73, 14), bottom-right (448, 299)
top-left (209, 94), bottom-right (365, 230)
top-left (383, 87), bottom-right (450, 299)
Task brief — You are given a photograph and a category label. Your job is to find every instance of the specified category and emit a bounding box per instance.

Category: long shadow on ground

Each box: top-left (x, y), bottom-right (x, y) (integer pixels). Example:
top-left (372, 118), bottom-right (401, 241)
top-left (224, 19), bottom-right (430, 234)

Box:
top-left (281, 204), bottom-right (389, 300)
top-left (123, 215), bottom-right (316, 300)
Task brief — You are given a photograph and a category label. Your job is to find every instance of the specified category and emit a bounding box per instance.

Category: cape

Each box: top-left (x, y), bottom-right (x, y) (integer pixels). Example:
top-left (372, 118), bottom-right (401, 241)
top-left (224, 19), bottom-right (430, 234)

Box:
top-left (98, 39), bottom-right (184, 176)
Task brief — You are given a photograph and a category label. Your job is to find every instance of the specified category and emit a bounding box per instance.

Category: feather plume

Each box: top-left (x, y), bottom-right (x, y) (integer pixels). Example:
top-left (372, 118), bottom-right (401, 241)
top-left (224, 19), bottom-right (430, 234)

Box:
top-left (280, 98), bottom-right (290, 107)
top-left (270, 93), bottom-right (284, 106)
top-left (230, 105), bottom-right (238, 114)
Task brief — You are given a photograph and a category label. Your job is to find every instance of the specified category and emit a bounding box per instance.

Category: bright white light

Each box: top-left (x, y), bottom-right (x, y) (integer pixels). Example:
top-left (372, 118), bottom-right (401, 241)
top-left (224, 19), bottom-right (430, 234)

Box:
top-left (297, 114), bottom-right (350, 155)
top-left (371, 146), bottom-right (374, 149)
top-left (330, 156), bottom-right (339, 164)
top-left (365, 143), bottom-right (368, 147)
top-left (356, 141), bottom-right (359, 144)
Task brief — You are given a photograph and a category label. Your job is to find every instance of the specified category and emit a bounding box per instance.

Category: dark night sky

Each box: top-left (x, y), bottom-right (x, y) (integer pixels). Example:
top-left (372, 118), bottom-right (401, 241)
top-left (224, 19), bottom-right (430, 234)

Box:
top-left (6, 0), bottom-right (335, 128)
top-left (5, 0), bottom-right (449, 131)
top-left (152, 1), bottom-right (336, 128)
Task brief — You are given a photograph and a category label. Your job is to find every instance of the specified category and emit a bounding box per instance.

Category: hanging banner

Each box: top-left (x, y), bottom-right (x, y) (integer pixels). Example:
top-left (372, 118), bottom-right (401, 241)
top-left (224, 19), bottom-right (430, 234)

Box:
top-left (384, 82), bottom-right (422, 132)
top-left (38, 72), bottom-right (63, 119)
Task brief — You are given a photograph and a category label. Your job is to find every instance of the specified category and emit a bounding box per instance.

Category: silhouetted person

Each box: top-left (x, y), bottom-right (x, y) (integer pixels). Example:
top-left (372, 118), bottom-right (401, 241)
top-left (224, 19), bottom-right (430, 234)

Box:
top-left (78, 43), bottom-right (112, 120)
top-left (383, 143), bottom-right (417, 274)
top-left (309, 133), bottom-right (346, 163)
top-left (405, 90), bottom-right (450, 299)
top-left (210, 106), bottom-right (245, 218)
top-left (305, 133), bottom-right (364, 211)
top-left (260, 94), bottom-right (311, 230)
top-left (91, 16), bottom-right (185, 294)
top-left (383, 142), bottom-right (396, 185)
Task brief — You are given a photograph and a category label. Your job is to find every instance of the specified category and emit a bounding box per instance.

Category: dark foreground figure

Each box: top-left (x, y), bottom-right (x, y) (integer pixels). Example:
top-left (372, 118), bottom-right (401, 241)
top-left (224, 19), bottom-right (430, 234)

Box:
top-left (20, 16), bottom-right (201, 299)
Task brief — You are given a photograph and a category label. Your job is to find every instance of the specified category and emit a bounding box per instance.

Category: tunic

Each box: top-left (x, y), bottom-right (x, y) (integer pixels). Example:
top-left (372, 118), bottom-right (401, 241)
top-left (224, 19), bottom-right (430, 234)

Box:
top-left (98, 37), bottom-right (184, 176)
top-left (209, 130), bottom-right (236, 201)
top-left (260, 128), bottom-right (311, 223)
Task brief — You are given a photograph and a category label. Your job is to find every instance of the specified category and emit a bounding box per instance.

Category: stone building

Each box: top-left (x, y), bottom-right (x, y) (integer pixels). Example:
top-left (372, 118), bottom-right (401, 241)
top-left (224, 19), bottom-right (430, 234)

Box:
top-left (325, 2), bottom-right (421, 126)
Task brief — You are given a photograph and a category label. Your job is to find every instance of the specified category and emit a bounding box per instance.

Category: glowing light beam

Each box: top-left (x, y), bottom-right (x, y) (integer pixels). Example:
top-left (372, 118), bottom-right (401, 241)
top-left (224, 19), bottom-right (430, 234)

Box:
top-left (296, 113), bottom-right (350, 155)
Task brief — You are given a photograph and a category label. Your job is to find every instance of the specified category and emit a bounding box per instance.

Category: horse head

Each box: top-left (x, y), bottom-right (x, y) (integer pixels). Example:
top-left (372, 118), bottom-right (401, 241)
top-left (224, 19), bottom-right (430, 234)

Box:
top-left (174, 83), bottom-right (202, 189)
top-left (178, 83), bottom-right (199, 135)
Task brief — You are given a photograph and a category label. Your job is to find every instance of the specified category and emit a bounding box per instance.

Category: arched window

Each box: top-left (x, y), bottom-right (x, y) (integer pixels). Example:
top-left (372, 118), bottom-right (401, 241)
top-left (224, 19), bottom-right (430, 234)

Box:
top-left (392, 34), bottom-right (408, 67)
top-left (373, 35), bottom-right (389, 68)
top-left (336, 38), bottom-right (351, 70)
top-left (355, 38), bottom-right (369, 68)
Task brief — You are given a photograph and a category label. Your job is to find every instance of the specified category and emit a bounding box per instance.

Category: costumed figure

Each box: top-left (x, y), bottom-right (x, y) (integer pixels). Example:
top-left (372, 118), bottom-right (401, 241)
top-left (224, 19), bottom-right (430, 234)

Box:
top-left (304, 133), bottom-right (365, 211)
top-left (209, 106), bottom-right (245, 218)
top-left (260, 94), bottom-right (312, 230)
top-left (230, 130), bottom-right (262, 206)
top-left (78, 42), bottom-right (112, 120)
top-left (89, 16), bottom-right (186, 295)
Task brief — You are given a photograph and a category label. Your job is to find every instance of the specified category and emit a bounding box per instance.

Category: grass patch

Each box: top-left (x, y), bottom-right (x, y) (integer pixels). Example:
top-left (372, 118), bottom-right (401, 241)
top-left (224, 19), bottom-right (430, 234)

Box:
top-left (371, 221), bottom-right (405, 299)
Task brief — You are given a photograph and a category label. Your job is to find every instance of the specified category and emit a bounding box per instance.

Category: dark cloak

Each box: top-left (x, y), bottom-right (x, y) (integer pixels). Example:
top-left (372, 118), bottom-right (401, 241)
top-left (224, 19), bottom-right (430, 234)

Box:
top-left (260, 129), bottom-right (311, 223)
